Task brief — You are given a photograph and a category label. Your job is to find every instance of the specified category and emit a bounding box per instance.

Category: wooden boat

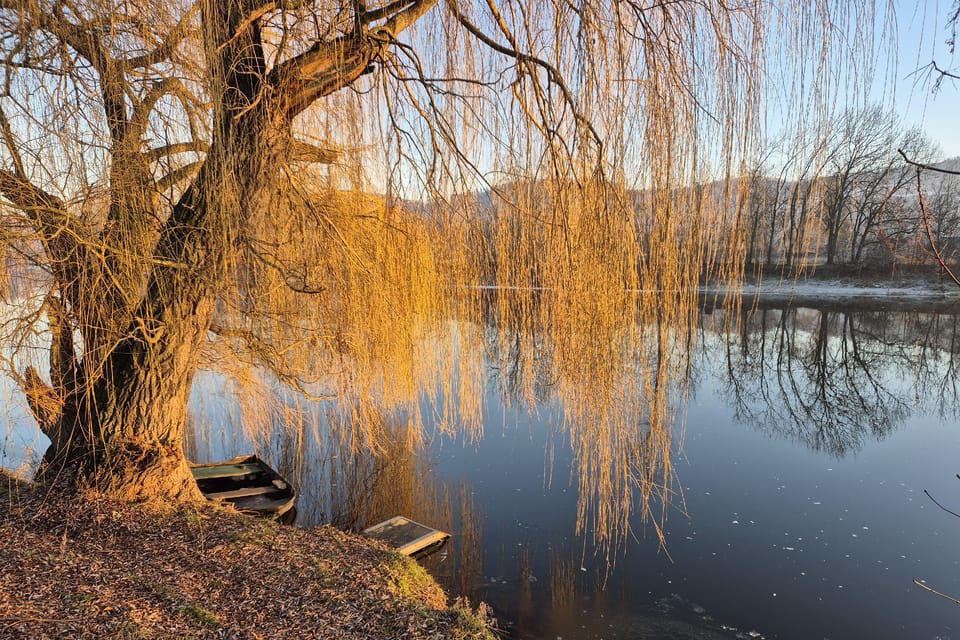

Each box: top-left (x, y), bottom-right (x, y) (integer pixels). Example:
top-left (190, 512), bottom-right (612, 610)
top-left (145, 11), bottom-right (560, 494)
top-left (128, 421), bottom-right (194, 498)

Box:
top-left (190, 455), bottom-right (296, 520)
top-left (363, 515), bottom-right (450, 557)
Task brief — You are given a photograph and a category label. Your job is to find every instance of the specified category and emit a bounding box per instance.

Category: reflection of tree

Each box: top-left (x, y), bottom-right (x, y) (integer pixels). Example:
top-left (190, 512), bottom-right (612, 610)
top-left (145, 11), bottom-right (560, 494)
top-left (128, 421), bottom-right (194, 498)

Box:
top-left (482, 290), bottom-right (557, 407)
top-left (855, 311), bottom-right (960, 420)
top-left (323, 415), bottom-right (487, 602)
top-left (712, 307), bottom-right (960, 455)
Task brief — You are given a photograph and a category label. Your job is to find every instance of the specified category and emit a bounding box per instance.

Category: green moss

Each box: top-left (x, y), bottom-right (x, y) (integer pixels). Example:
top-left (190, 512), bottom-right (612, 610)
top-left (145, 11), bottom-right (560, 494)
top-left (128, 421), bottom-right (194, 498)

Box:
top-left (385, 555), bottom-right (496, 640)
top-left (448, 601), bottom-right (498, 640)
top-left (387, 554), bottom-right (437, 600)
top-left (178, 604), bottom-right (222, 627)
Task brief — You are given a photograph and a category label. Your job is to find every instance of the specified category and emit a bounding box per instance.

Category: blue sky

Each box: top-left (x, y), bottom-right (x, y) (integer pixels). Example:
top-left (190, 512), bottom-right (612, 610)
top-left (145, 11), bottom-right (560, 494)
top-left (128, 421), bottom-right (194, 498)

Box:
top-left (890, 1), bottom-right (960, 157)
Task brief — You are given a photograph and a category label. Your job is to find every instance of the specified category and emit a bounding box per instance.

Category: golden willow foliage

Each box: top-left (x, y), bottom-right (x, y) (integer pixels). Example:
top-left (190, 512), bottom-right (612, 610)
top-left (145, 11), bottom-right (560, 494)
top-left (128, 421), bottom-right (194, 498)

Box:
top-left (0, 0), bottom-right (883, 544)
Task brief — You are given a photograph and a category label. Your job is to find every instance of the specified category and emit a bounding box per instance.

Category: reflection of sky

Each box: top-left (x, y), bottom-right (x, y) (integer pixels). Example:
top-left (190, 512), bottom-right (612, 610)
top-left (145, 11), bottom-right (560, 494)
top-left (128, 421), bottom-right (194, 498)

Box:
top-left (422, 310), bottom-right (960, 640)
top-left (664, 376), bottom-right (960, 640)
top-left (452, 379), bottom-right (960, 640)
top-left (3, 305), bottom-right (960, 639)
top-left (0, 379), bottom-right (43, 475)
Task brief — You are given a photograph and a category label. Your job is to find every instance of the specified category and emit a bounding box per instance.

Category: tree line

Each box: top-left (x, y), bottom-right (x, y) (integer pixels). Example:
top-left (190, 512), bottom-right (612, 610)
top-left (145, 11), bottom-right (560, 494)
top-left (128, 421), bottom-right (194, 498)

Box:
top-left (740, 105), bottom-right (960, 274)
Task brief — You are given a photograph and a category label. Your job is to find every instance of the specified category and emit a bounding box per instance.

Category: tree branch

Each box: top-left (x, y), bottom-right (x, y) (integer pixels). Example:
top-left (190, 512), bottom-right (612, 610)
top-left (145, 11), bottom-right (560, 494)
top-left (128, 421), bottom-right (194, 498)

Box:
top-left (380, 0), bottom-right (436, 35)
top-left (0, 169), bottom-right (89, 294)
top-left (144, 141), bottom-right (209, 163)
top-left (924, 488), bottom-right (960, 518)
top-left (19, 365), bottom-right (61, 433)
top-left (363, 0), bottom-right (410, 25)
top-left (155, 160), bottom-right (204, 192)
top-left (912, 166), bottom-right (960, 289)
top-left (898, 149), bottom-right (960, 176)
top-left (290, 139), bottom-right (340, 163)
top-left (269, 35), bottom-right (381, 120)
top-left (269, 0), bottom-right (438, 120)
top-left (914, 579), bottom-right (960, 606)
top-left (42, 6), bottom-right (131, 146)
top-left (121, 2), bottom-right (201, 70)
top-left (0, 106), bottom-right (26, 180)
top-left (208, 323), bottom-right (337, 402)
top-left (130, 78), bottom-right (205, 143)
top-left (447, 0), bottom-right (603, 152)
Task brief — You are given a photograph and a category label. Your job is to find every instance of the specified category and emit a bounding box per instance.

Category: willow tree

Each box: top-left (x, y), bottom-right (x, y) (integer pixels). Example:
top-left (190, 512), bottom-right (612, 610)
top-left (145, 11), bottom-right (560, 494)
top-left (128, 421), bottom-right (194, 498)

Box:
top-left (0, 0), bottom-right (879, 511)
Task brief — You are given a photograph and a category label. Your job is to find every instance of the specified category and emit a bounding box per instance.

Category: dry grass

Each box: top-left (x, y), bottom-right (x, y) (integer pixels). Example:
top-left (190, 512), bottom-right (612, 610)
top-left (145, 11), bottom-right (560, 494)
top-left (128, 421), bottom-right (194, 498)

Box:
top-left (0, 472), bottom-right (495, 640)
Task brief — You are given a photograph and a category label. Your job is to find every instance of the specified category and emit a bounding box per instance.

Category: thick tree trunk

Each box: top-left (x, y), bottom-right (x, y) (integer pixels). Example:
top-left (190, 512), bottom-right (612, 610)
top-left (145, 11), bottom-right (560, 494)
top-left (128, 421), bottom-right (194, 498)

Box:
top-left (30, 0), bottom-right (275, 500)
top-left (34, 299), bottom-right (211, 502)
top-left (35, 392), bottom-right (204, 502)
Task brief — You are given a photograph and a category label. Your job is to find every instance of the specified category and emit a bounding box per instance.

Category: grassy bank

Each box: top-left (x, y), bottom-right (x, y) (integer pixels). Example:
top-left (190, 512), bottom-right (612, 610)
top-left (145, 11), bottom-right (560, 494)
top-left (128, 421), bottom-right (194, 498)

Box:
top-left (0, 471), bottom-right (495, 639)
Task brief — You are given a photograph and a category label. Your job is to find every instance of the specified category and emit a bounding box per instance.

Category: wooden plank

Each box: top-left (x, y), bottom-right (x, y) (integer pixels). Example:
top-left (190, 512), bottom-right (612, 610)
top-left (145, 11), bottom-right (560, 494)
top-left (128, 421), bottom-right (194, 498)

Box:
top-left (205, 485), bottom-right (282, 500)
top-left (190, 463), bottom-right (262, 480)
top-left (364, 516), bottom-right (450, 557)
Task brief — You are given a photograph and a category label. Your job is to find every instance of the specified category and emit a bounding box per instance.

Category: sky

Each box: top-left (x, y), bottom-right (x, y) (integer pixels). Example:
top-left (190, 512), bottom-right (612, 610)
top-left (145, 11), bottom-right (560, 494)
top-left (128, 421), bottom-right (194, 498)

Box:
top-left (889, 1), bottom-right (960, 158)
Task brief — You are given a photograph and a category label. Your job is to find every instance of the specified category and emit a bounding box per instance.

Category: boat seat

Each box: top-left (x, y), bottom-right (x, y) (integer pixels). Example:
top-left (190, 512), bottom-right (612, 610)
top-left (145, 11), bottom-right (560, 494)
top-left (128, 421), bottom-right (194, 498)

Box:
top-left (191, 463), bottom-right (263, 480)
top-left (205, 485), bottom-right (284, 500)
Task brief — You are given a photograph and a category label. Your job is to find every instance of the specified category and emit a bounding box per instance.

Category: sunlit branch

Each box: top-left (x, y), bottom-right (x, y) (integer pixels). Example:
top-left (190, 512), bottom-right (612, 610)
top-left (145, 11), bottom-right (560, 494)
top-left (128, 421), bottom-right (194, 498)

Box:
top-left (208, 323), bottom-right (337, 402)
top-left (914, 579), bottom-right (960, 606)
top-left (290, 139), bottom-right (341, 164)
top-left (144, 141), bottom-right (209, 163)
top-left (0, 105), bottom-right (25, 180)
top-left (131, 77), bottom-right (204, 141)
top-left (244, 237), bottom-right (327, 294)
top-left (268, 0), bottom-right (437, 120)
top-left (378, 0), bottom-right (435, 35)
top-left (26, 3), bottom-right (131, 146)
top-left (269, 35), bottom-right (380, 120)
top-left (362, 0), bottom-right (410, 24)
top-left (155, 160), bottom-right (203, 191)
top-left (18, 365), bottom-right (61, 431)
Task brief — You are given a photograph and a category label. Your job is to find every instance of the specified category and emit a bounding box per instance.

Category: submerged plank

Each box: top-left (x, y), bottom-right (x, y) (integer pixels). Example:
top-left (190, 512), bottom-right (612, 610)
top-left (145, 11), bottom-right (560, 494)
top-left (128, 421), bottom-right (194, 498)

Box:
top-left (363, 516), bottom-right (450, 557)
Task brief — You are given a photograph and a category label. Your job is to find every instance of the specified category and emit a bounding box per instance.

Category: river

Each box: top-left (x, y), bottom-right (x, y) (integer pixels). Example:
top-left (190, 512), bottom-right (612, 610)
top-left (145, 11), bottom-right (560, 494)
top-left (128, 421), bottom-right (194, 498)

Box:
top-left (3, 300), bottom-right (960, 639)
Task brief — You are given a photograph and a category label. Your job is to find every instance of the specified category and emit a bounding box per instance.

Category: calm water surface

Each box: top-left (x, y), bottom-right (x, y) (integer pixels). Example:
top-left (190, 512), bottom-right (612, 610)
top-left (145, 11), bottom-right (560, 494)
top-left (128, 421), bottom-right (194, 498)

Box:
top-left (3, 304), bottom-right (960, 639)
top-left (350, 306), bottom-right (960, 640)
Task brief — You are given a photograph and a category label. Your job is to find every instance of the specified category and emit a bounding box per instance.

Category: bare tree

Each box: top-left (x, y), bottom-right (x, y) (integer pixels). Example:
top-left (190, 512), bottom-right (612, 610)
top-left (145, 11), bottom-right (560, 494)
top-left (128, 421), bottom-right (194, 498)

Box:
top-left (820, 106), bottom-right (898, 265)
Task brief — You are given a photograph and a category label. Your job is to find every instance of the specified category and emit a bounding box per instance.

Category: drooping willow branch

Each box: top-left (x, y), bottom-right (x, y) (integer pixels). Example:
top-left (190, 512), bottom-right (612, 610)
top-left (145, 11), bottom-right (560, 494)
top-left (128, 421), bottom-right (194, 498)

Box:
top-left (447, 0), bottom-right (604, 155)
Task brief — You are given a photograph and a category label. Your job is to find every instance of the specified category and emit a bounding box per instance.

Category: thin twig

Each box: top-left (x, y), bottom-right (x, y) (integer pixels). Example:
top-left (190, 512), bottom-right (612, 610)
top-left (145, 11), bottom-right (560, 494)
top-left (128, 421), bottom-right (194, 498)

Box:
top-left (899, 149), bottom-right (960, 176)
top-left (923, 489), bottom-right (960, 519)
top-left (911, 167), bottom-right (960, 288)
top-left (914, 579), bottom-right (960, 605)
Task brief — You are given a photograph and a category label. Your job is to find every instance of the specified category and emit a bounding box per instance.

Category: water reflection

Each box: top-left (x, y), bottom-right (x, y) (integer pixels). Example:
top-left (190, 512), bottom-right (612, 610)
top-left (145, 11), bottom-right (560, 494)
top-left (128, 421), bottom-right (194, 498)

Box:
top-left (481, 287), bottom-right (693, 550)
top-left (708, 306), bottom-right (960, 455)
top-left (5, 301), bottom-right (960, 638)
top-left (258, 302), bottom-right (960, 640)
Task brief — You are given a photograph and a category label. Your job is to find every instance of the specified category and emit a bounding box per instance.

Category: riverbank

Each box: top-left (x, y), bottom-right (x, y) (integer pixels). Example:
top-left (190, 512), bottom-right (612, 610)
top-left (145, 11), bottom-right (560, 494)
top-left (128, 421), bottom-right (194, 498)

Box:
top-left (700, 267), bottom-right (960, 312)
top-left (0, 472), bottom-right (494, 639)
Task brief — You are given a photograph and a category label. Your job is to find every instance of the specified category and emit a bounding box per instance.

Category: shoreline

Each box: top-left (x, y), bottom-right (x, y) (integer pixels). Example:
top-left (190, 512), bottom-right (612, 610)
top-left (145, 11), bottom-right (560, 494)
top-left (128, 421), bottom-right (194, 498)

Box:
top-left (0, 472), bottom-right (495, 640)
